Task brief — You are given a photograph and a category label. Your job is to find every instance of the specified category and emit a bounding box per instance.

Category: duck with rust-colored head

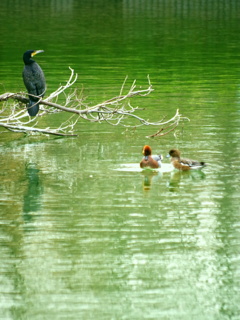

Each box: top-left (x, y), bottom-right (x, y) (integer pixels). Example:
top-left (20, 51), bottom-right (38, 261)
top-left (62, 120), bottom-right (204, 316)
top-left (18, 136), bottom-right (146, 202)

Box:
top-left (140, 145), bottom-right (163, 169)
top-left (168, 149), bottom-right (207, 171)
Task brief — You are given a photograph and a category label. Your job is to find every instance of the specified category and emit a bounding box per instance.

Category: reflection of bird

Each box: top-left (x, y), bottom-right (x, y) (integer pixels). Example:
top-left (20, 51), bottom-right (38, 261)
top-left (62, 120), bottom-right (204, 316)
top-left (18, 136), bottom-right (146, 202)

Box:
top-left (22, 50), bottom-right (46, 116)
top-left (140, 145), bottom-right (163, 169)
top-left (141, 170), bottom-right (160, 190)
top-left (23, 163), bottom-right (43, 218)
top-left (168, 149), bottom-right (207, 171)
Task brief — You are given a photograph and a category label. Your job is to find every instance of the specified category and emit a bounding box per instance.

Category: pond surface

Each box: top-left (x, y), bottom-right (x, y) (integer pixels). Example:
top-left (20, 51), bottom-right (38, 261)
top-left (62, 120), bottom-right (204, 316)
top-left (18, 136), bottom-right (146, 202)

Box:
top-left (1, 1), bottom-right (240, 319)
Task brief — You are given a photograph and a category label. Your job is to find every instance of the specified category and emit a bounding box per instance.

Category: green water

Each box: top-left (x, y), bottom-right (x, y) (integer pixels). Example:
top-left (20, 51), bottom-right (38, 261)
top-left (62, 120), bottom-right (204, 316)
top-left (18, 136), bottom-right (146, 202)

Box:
top-left (1, 1), bottom-right (240, 319)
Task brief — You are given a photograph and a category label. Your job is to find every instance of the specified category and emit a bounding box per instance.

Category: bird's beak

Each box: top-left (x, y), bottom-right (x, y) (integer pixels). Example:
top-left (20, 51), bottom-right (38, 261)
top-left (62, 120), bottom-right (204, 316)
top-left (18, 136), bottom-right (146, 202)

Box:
top-left (166, 154), bottom-right (170, 158)
top-left (31, 50), bottom-right (44, 57)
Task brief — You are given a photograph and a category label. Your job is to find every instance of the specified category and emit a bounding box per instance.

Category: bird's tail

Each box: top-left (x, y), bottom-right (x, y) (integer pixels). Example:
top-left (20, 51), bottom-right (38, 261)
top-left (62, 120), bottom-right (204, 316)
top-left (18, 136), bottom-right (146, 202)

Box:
top-left (27, 100), bottom-right (39, 116)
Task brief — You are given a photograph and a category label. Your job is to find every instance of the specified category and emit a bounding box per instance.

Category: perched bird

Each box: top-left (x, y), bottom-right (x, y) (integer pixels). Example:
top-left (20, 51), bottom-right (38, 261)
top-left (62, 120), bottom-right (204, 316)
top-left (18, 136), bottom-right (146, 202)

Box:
top-left (140, 145), bottom-right (163, 169)
top-left (22, 50), bottom-right (46, 116)
top-left (168, 149), bottom-right (207, 171)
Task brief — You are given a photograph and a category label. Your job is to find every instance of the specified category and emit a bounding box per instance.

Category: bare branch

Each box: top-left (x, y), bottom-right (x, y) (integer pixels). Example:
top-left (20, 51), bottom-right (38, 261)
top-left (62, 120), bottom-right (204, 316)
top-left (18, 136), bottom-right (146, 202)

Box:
top-left (0, 69), bottom-right (186, 137)
top-left (0, 122), bottom-right (77, 136)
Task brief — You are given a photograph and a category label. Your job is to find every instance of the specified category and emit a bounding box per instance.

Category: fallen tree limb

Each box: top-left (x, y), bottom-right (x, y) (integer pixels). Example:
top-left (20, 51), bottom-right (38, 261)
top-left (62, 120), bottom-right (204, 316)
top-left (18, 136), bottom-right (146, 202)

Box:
top-left (0, 68), bottom-right (187, 137)
top-left (0, 122), bottom-right (77, 136)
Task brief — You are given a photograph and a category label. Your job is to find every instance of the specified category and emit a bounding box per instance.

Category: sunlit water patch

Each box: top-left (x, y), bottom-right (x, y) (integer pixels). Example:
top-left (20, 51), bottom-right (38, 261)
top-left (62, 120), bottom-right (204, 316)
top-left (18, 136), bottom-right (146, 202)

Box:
top-left (114, 163), bottom-right (174, 173)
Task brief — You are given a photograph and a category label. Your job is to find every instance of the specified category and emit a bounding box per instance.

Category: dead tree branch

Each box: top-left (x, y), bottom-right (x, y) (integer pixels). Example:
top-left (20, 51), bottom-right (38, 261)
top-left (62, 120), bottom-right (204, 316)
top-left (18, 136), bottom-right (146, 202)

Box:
top-left (0, 68), bottom-right (187, 136)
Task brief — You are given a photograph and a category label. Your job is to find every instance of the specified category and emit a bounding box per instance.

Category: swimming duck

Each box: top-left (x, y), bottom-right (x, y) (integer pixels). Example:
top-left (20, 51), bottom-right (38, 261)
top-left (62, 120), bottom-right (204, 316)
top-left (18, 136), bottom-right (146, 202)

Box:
top-left (140, 145), bottom-right (163, 169)
top-left (168, 149), bottom-right (207, 171)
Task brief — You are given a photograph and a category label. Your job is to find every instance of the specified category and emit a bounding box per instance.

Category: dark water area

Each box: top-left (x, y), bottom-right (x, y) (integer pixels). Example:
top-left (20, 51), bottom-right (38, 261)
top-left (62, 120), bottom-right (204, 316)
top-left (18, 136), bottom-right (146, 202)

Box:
top-left (1, 1), bottom-right (240, 319)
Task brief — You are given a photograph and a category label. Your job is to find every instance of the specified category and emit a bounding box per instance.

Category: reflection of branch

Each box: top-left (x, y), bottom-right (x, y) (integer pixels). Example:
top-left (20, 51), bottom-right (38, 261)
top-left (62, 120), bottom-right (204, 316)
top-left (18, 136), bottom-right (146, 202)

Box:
top-left (0, 69), bottom-right (187, 136)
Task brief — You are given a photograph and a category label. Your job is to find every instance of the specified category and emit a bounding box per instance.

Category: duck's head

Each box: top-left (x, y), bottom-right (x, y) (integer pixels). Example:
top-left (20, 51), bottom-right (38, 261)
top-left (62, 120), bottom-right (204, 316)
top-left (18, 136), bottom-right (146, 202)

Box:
top-left (142, 145), bottom-right (152, 156)
top-left (169, 149), bottom-right (181, 158)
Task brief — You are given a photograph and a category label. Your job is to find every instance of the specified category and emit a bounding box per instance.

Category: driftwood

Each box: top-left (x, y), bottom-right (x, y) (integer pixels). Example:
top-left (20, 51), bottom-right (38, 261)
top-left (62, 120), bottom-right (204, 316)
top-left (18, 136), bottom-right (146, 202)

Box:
top-left (0, 68), bottom-right (187, 137)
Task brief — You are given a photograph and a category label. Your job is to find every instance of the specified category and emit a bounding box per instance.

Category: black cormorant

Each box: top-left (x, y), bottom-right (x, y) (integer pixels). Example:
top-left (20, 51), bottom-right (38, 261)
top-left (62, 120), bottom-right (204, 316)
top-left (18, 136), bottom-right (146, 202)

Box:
top-left (22, 50), bottom-right (46, 116)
